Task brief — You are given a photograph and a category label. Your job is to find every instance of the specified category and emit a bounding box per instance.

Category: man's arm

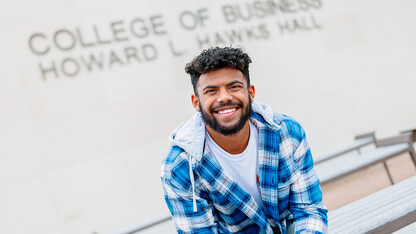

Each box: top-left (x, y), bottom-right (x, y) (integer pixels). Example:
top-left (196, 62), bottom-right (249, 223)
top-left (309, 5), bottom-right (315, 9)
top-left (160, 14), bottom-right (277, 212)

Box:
top-left (289, 128), bottom-right (328, 233)
top-left (161, 152), bottom-right (218, 234)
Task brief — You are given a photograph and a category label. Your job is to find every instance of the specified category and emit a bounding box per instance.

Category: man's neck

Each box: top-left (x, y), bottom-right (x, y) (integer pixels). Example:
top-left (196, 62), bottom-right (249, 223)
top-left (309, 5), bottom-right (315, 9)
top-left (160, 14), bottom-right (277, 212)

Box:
top-left (206, 121), bottom-right (251, 155)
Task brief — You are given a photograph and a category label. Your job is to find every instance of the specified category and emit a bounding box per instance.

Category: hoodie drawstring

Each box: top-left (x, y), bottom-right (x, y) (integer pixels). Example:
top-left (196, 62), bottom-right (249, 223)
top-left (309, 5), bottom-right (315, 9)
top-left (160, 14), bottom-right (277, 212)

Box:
top-left (189, 154), bottom-right (197, 212)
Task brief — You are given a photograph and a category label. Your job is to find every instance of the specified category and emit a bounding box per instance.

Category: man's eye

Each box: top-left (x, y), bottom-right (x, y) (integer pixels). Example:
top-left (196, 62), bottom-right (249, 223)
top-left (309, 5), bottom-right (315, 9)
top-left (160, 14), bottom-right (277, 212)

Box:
top-left (206, 89), bottom-right (215, 94)
top-left (230, 85), bottom-right (240, 90)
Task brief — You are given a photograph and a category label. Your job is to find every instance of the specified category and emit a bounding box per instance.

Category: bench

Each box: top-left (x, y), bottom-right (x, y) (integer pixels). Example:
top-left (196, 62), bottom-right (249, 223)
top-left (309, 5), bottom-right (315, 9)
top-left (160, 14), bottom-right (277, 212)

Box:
top-left (117, 174), bottom-right (416, 234)
top-left (110, 213), bottom-right (172, 234)
top-left (328, 175), bottom-right (416, 233)
top-left (400, 126), bottom-right (416, 143)
top-left (314, 132), bottom-right (375, 164)
top-left (316, 133), bottom-right (416, 185)
top-left (112, 133), bottom-right (415, 233)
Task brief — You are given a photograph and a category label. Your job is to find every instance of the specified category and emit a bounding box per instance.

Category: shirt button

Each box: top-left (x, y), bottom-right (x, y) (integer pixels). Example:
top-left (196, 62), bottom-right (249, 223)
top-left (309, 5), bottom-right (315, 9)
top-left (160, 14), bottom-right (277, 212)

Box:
top-left (281, 178), bottom-right (286, 183)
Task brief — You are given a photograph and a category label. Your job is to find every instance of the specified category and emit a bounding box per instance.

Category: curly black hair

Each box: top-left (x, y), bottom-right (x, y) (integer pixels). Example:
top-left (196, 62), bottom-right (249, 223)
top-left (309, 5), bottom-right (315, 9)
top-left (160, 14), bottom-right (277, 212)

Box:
top-left (185, 47), bottom-right (252, 96)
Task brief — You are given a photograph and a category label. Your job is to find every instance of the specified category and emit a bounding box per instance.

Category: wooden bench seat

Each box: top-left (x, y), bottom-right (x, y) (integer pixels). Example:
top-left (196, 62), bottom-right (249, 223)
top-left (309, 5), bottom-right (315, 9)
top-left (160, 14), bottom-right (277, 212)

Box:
top-left (328, 175), bottom-right (416, 233)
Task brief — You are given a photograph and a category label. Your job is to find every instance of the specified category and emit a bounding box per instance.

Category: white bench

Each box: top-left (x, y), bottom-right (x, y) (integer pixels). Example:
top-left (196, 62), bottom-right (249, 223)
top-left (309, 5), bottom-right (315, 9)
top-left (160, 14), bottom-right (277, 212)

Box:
top-left (110, 213), bottom-right (172, 234)
top-left (117, 174), bottom-right (416, 234)
top-left (328, 175), bottom-right (416, 233)
top-left (316, 133), bottom-right (416, 185)
top-left (112, 133), bottom-right (415, 234)
top-left (314, 132), bottom-right (375, 164)
top-left (400, 126), bottom-right (416, 143)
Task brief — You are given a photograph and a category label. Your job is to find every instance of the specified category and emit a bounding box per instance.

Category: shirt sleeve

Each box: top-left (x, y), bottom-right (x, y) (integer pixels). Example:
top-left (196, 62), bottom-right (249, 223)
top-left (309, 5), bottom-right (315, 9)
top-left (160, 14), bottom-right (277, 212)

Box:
top-left (289, 129), bottom-right (328, 233)
top-left (161, 157), bottom-right (219, 234)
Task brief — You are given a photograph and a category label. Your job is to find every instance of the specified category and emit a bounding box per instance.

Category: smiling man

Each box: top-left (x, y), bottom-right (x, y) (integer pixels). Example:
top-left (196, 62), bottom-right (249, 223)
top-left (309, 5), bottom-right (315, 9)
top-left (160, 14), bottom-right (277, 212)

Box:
top-left (161, 47), bottom-right (328, 233)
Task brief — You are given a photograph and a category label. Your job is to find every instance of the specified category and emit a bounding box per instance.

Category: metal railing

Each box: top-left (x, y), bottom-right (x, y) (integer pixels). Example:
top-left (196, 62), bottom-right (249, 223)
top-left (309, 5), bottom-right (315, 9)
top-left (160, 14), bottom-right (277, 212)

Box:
top-left (110, 212), bottom-right (171, 234)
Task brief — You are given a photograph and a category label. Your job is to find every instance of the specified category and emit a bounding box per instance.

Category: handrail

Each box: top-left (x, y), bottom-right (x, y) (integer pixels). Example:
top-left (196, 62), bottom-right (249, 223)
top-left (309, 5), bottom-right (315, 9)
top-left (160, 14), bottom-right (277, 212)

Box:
top-left (314, 136), bottom-right (375, 164)
top-left (110, 212), bottom-right (171, 234)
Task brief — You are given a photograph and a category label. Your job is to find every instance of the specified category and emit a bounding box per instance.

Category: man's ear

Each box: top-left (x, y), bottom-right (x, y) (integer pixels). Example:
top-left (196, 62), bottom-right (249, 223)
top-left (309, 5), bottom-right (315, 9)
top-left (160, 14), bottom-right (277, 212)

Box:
top-left (249, 85), bottom-right (255, 101)
top-left (191, 94), bottom-right (200, 112)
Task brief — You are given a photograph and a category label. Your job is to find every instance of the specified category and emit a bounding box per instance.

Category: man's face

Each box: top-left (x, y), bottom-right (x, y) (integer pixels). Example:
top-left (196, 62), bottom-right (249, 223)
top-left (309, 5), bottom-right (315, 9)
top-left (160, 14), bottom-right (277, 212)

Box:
top-left (191, 67), bottom-right (255, 136)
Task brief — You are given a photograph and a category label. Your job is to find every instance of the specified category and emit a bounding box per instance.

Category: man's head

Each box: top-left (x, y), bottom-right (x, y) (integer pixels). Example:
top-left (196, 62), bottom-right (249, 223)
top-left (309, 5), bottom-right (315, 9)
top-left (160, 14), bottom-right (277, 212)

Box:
top-left (185, 47), bottom-right (252, 97)
top-left (185, 47), bottom-right (255, 136)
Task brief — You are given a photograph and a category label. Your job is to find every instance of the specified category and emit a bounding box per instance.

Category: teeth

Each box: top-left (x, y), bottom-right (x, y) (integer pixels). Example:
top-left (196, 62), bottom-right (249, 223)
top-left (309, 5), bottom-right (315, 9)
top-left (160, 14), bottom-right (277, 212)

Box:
top-left (218, 108), bottom-right (235, 114)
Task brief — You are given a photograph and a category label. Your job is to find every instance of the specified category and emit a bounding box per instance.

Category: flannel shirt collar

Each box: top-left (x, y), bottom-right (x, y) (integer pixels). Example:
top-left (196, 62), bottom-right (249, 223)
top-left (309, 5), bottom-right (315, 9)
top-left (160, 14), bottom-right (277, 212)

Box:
top-left (196, 158), bottom-right (274, 232)
top-left (169, 102), bottom-right (281, 162)
top-left (191, 112), bottom-right (283, 233)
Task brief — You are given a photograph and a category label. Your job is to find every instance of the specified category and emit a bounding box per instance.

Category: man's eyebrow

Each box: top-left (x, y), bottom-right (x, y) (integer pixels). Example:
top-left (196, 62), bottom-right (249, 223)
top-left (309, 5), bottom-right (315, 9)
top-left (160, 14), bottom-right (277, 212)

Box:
top-left (202, 80), bottom-right (244, 91)
top-left (202, 85), bottom-right (217, 91)
top-left (227, 80), bottom-right (244, 86)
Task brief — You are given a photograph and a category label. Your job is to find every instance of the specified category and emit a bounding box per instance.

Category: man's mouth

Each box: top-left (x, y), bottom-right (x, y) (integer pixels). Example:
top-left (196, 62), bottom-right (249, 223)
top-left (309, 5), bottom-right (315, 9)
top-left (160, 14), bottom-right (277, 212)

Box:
top-left (218, 108), bottom-right (236, 115)
top-left (214, 107), bottom-right (238, 117)
top-left (210, 102), bottom-right (243, 117)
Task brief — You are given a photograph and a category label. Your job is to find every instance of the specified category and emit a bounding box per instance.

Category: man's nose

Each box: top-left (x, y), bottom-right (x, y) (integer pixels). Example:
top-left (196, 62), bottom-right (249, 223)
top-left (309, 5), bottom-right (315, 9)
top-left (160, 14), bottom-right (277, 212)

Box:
top-left (217, 89), bottom-right (232, 103)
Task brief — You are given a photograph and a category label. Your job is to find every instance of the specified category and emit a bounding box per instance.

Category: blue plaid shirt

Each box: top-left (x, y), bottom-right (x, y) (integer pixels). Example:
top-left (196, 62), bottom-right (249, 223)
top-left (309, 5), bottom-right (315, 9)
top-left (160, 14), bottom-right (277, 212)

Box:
top-left (161, 103), bottom-right (328, 233)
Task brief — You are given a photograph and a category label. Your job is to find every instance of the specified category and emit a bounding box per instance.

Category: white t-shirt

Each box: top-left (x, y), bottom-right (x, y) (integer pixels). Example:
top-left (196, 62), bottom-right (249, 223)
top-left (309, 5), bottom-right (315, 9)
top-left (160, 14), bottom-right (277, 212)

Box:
top-left (206, 120), bottom-right (264, 209)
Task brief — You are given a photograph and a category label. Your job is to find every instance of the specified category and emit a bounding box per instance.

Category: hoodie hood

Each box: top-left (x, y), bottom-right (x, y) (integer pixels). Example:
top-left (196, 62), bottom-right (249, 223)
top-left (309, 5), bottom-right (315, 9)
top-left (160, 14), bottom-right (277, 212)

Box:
top-left (169, 102), bottom-right (280, 161)
top-left (168, 102), bottom-right (280, 212)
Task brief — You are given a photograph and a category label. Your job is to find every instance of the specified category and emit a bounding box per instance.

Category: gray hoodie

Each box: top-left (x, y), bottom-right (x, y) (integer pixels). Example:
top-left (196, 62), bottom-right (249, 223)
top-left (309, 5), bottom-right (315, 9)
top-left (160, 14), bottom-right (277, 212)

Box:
top-left (168, 102), bottom-right (281, 211)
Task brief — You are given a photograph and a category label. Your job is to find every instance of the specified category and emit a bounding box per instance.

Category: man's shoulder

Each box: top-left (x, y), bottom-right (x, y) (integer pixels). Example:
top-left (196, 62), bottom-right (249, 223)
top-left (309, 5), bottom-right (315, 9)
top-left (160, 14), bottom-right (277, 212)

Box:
top-left (165, 146), bottom-right (186, 163)
top-left (161, 146), bottom-right (189, 180)
top-left (251, 103), bottom-right (304, 138)
top-left (273, 113), bottom-right (305, 141)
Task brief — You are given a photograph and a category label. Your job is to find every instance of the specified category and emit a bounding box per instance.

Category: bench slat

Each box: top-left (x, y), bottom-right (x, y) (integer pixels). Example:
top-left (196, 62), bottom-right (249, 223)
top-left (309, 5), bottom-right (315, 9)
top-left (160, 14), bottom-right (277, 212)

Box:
top-left (329, 176), bottom-right (416, 234)
top-left (329, 181), bottom-right (415, 222)
top-left (330, 184), bottom-right (416, 225)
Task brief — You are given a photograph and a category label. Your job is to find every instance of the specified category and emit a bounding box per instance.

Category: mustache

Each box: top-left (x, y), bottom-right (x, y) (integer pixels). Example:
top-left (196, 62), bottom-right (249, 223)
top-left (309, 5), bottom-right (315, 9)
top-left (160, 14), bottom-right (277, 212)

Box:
top-left (209, 101), bottom-right (244, 112)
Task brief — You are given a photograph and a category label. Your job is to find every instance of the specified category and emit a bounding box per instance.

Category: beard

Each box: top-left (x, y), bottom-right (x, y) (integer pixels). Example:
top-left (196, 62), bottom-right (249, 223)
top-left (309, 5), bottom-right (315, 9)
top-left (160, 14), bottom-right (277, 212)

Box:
top-left (199, 97), bottom-right (252, 136)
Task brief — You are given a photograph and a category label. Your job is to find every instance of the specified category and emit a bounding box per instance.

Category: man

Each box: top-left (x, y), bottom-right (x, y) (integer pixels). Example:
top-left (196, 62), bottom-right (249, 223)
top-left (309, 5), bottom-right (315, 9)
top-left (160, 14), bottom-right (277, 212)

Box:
top-left (161, 47), bottom-right (327, 233)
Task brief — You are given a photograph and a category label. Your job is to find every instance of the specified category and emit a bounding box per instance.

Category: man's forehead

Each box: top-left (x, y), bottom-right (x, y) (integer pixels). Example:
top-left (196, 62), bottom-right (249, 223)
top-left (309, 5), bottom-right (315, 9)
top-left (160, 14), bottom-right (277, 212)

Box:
top-left (197, 68), bottom-right (245, 86)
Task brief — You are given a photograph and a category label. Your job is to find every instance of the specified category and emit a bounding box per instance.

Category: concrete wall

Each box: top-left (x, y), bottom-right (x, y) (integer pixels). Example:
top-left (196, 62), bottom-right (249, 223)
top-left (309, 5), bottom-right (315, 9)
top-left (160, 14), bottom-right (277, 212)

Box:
top-left (0, 0), bottom-right (415, 233)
